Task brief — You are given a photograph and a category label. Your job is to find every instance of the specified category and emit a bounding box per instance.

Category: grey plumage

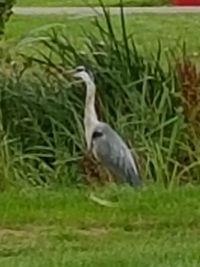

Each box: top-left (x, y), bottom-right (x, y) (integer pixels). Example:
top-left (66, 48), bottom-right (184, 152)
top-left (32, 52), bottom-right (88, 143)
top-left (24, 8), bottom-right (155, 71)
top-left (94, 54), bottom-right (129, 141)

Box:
top-left (91, 122), bottom-right (142, 187)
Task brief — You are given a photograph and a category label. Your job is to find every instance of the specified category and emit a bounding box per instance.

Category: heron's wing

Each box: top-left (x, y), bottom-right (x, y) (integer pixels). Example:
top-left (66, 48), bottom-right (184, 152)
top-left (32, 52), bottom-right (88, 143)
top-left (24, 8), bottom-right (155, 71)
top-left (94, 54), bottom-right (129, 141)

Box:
top-left (92, 124), bottom-right (142, 187)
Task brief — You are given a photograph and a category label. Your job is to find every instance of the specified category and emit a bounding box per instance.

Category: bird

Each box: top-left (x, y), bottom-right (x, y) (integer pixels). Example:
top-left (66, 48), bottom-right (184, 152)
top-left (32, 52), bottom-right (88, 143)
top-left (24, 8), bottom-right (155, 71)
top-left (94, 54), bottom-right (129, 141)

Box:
top-left (70, 65), bottom-right (142, 187)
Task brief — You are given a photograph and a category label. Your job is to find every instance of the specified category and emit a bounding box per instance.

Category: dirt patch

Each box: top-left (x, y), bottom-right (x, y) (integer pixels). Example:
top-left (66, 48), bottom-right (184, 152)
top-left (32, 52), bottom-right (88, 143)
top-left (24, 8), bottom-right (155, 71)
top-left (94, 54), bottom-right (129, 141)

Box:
top-left (77, 227), bottom-right (109, 236)
top-left (0, 229), bottom-right (30, 238)
top-left (0, 225), bottom-right (55, 243)
top-left (0, 225), bottom-right (111, 244)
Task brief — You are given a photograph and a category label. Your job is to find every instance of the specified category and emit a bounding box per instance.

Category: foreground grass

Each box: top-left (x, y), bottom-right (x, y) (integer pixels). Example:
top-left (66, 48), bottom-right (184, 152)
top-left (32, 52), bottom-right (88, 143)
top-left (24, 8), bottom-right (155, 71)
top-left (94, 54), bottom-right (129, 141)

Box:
top-left (17, 0), bottom-right (168, 7)
top-left (0, 185), bottom-right (200, 266)
top-left (6, 14), bottom-right (200, 54)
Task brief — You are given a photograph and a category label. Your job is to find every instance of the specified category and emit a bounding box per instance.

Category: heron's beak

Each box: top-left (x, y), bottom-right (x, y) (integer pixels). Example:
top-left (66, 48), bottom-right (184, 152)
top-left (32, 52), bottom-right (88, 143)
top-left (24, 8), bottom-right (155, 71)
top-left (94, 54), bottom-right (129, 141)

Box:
top-left (65, 69), bottom-right (83, 86)
top-left (64, 69), bottom-right (76, 79)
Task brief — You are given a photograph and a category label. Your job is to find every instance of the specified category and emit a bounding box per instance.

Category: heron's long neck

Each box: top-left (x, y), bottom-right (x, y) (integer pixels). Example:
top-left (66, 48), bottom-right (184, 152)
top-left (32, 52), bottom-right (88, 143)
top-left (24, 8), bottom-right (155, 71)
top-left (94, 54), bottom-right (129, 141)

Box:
top-left (84, 80), bottom-right (98, 149)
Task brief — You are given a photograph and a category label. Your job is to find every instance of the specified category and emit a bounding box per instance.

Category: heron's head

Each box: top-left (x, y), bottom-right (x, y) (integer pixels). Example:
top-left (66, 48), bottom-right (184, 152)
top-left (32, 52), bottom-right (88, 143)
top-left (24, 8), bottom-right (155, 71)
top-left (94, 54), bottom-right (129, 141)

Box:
top-left (72, 66), bottom-right (94, 84)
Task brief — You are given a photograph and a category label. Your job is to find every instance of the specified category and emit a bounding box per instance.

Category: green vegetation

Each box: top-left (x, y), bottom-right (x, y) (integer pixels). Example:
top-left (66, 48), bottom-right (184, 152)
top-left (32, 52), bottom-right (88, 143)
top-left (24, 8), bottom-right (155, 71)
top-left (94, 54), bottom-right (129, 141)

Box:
top-left (0, 186), bottom-right (200, 267)
top-left (1, 4), bottom-right (200, 267)
top-left (0, 7), bottom-right (198, 189)
top-left (17, 0), bottom-right (168, 7)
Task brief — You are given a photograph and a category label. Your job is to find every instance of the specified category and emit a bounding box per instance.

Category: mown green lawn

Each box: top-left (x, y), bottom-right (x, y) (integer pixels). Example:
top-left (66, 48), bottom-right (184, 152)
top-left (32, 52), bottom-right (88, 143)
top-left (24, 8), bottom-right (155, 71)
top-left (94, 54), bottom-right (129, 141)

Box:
top-left (6, 14), bottom-right (200, 55)
top-left (0, 185), bottom-right (200, 267)
top-left (17, 0), bottom-right (168, 7)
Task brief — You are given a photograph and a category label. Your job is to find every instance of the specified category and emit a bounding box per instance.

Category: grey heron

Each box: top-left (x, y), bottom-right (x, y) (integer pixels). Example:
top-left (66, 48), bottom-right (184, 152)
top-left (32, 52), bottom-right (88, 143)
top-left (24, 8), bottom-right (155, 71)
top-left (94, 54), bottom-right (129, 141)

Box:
top-left (71, 65), bottom-right (142, 187)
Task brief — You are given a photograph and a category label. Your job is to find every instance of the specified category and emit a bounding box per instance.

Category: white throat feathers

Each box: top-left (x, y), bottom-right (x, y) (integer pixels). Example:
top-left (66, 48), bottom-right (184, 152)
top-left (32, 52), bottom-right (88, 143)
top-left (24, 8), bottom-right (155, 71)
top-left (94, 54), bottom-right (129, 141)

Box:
top-left (84, 79), bottom-right (98, 150)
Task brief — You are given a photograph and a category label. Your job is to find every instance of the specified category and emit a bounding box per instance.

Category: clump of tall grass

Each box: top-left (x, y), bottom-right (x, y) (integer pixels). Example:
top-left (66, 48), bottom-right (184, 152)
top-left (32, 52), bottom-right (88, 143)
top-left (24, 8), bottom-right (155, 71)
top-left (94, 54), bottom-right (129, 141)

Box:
top-left (0, 3), bottom-right (200, 189)
top-left (0, 63), bottom-right (84, 188)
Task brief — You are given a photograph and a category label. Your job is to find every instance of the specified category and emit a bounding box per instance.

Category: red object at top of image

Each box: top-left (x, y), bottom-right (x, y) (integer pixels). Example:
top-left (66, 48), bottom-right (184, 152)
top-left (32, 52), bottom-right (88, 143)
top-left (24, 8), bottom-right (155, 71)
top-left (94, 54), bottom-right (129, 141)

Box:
top-left (172, 0), bottom-right (200, 5)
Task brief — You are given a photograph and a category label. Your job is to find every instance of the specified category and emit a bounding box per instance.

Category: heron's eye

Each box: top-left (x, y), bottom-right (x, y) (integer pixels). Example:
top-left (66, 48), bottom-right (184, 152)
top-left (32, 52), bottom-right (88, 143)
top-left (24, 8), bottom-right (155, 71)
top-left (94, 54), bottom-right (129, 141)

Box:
top-left (92, 130), bottom-right (103, 139)
top-left (76, 66), bottom-right (85, 72)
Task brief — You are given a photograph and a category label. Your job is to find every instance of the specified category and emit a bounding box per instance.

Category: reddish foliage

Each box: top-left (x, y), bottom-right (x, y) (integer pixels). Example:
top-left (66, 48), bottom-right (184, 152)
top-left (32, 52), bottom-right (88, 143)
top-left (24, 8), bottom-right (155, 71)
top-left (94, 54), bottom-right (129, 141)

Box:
top-left (80, 151), bottom-right (114, 185)
top-left (176, 58), bottom-right (200, 125)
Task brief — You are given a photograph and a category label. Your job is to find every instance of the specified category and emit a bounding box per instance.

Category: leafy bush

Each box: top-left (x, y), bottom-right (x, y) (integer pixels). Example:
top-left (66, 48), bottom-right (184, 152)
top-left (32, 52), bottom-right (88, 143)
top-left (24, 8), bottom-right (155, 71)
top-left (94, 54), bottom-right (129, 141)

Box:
top-left (0, 5), bottom-right (200, 189)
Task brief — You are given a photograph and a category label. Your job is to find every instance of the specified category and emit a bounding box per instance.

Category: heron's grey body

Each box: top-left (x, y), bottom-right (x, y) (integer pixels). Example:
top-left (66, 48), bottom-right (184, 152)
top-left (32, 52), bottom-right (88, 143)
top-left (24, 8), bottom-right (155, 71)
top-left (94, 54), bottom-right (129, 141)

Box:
top-left (91, 122), bottom-right (141, 186)
top-left (73, 65), bottom-right (142, 187)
